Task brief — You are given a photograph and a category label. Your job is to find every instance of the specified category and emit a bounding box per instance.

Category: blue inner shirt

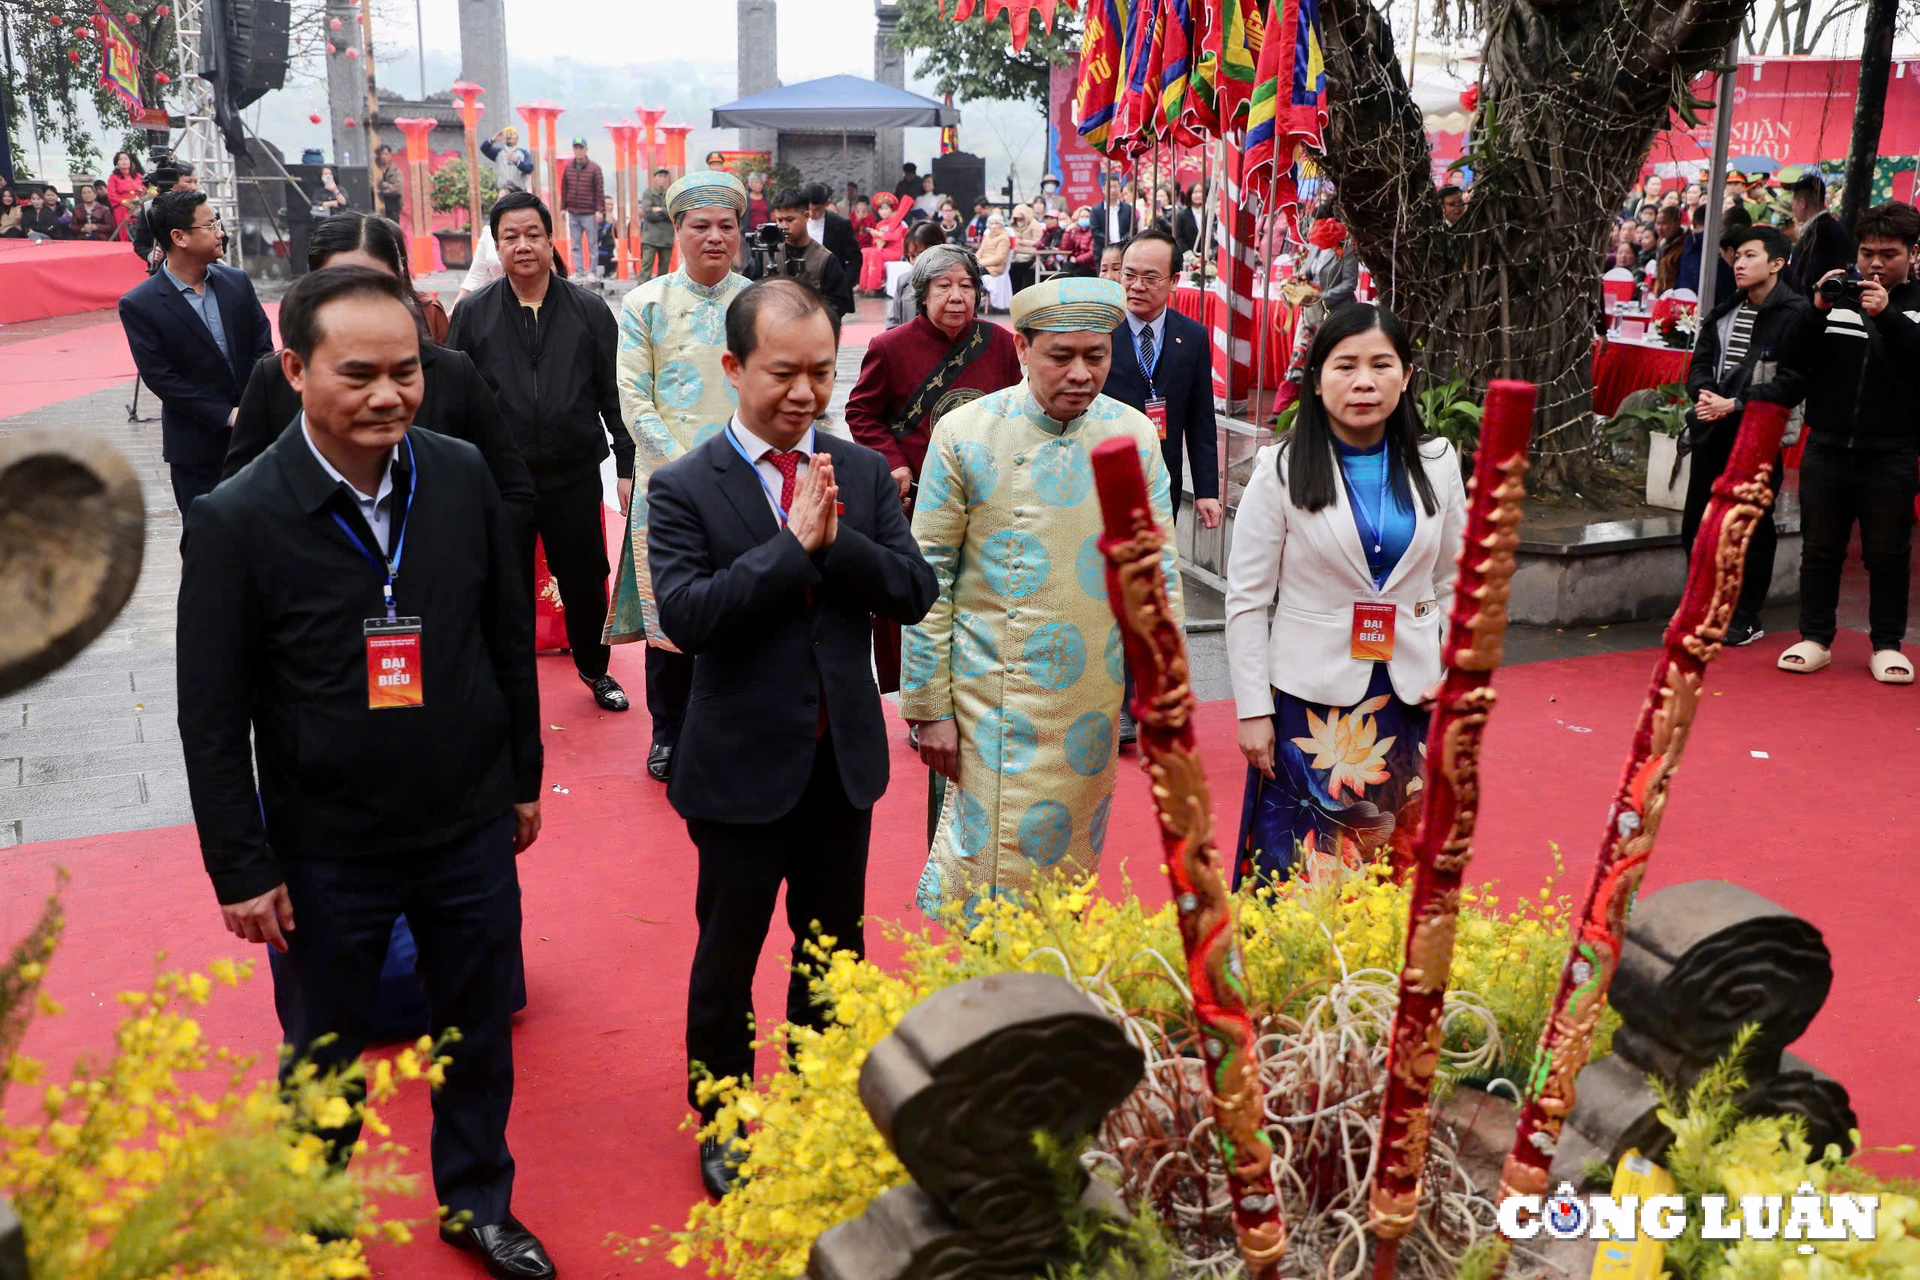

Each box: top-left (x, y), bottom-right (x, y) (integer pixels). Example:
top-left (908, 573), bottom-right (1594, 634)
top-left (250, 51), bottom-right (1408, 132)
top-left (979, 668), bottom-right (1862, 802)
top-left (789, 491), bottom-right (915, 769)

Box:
top-left (1335, 437), bottom-right (1415, 588)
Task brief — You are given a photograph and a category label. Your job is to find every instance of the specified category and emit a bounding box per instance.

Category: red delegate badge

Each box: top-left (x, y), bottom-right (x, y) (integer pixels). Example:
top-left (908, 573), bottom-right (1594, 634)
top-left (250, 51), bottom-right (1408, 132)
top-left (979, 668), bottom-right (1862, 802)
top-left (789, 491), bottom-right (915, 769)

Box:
top-left (1350, 601), bottom-right (1396, 663)
top-left (365, 617), bottom-right (424, 709)
top-left (1145, 397), bottom-right (1168, 440)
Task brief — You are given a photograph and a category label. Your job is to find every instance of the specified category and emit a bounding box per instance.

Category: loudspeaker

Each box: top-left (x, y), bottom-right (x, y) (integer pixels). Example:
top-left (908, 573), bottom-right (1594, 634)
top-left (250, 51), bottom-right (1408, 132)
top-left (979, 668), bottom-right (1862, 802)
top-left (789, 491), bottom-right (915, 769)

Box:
top-left (229, 0), bottom-right (290, 109)
top-left (931, 152), bottom-right (986, 218)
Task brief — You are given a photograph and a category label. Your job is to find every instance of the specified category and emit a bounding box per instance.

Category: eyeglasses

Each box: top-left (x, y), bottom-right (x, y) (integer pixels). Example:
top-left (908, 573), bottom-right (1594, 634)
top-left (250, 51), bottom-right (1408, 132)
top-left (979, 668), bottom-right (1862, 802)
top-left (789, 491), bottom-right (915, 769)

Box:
top-left (1120, 268), bottom-right (1168, 286)
top-left (191, 215), bottom-right (224, 231)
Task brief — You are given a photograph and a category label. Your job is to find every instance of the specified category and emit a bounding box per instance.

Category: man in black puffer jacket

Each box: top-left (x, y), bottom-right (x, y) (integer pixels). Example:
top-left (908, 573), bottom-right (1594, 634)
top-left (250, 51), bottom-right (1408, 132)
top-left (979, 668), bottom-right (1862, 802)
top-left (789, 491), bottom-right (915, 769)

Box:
top-left (1773, 200), bottom-right (1920, 685)
top-left (447, 191), bottom-right (636, 712)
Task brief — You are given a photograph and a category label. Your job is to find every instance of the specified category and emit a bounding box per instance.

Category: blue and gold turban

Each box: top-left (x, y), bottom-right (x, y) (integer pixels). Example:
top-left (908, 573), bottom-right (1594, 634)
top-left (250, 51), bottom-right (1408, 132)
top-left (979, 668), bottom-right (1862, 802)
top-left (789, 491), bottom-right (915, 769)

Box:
top-left (665, 170), bottom-right (748, 220)
top-left (1010, 277), bottom-right (1126, 333)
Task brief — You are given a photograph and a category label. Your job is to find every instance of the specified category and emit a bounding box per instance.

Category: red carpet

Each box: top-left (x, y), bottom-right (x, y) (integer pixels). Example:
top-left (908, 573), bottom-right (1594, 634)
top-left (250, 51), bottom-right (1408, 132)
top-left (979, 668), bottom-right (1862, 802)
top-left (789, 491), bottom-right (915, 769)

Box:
top-left (0, 240), bottom-right (148, 326)
top-left (4, 634), bottom-right (1914, 1277)
top-left (0, 305), bottom-right (282, 421)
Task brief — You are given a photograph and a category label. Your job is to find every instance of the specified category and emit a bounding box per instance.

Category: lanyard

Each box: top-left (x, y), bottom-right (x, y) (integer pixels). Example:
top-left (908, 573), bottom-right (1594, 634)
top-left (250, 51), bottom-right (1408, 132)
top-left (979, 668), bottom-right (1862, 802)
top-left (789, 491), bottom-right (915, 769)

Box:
top-left (1133, 318), bottom-right (1164, 390)
top-left (1346, 451), bottom-right (1394, 577)
top-left (330, 436), bottom-right (416, 620)
top-left (724, 421), bottom-right (801, 527)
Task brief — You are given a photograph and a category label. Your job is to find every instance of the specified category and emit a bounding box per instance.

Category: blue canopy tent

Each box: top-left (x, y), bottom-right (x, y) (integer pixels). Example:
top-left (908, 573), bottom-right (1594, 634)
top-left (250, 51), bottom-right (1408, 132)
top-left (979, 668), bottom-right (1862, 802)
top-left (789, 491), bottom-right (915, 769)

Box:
top-left (710, 75), bottom-right (960, 131)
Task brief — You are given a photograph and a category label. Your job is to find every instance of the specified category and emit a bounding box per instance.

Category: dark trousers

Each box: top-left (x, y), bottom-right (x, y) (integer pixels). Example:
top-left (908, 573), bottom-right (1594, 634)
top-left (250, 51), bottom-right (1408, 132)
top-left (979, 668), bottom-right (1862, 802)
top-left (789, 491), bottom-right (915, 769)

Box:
top-left (640, 243), bottom-right (671, 280)
top-left (645, 645), bottom-right (695, 749)
top-left (277, 811), bottom-right (521, 1224)
top-left (532, 465), bottom-right (612, 680)
top-left (1797, 442), bottom-right (1917, 650)
top-left (169, 461), bottom-right (223, 517)
top-left (684, 736), bottom-right (871, 1114)
top-left (1680, 424), bottom-right (1777, 627)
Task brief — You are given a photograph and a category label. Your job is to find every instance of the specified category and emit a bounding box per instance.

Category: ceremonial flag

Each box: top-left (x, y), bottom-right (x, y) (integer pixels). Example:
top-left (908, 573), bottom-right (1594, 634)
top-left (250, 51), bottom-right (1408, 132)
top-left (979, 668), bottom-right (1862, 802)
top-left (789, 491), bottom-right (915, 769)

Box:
top-left (1157, 0), bottom-right (1200, 146)
top-left (1214, 0), bottom-right (1265, 127)
top-left (96, 1), bottom-right (141, 112)
top-left (1111, 0), bottom-right (1160, 154)
top-left (1243, 0), bottom-right (1327, 219)
top-left (1075, 0), bottom-right (1127, 154)
top-left (941, 92), bottom-right (958, 153)
top-left (1182, 0), bottom-right (1222, 140)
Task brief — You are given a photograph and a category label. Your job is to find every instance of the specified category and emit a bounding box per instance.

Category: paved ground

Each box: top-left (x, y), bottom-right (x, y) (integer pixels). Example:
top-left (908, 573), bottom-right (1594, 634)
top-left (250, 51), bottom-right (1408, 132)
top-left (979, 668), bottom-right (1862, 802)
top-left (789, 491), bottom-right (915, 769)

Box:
top-left (0, 289), bottom-right (1888, 850)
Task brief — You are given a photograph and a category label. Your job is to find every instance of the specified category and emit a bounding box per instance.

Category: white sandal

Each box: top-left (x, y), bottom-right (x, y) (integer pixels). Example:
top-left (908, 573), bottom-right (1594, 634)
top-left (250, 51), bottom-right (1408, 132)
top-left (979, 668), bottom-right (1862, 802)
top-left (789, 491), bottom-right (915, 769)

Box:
top-left (1777, 640), bottom-right (1831, 673)
top-left (1870, 649), bottom-right (1914, 685)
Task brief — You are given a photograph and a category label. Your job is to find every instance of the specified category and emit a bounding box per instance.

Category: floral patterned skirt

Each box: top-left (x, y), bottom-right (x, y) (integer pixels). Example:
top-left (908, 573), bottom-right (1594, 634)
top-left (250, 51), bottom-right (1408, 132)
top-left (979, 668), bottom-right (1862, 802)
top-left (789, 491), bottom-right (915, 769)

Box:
top-left (1233, 664), bottom-right (1428, 889)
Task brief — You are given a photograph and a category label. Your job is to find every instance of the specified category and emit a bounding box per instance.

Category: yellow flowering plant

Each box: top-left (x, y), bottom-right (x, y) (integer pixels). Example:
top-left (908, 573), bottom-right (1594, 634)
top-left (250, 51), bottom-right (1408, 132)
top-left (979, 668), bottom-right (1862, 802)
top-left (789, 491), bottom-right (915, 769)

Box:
top-left (0, 885), bottom-right (443, 1280)
top-left (635, 860), bottom-right (1612, 1278)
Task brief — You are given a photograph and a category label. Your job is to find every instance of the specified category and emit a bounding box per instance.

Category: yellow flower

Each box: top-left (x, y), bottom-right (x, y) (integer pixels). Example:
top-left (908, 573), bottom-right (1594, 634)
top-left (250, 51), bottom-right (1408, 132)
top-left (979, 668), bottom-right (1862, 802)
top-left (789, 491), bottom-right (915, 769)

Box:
top-left (1291, 696), bottom-right (1395, 799)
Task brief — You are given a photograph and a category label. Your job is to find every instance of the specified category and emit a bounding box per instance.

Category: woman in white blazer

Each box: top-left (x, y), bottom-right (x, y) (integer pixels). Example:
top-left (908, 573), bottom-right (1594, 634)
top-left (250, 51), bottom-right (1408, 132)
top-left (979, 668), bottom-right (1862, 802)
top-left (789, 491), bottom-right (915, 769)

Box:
top-left (1225, 304), bottom-right (1467, 886)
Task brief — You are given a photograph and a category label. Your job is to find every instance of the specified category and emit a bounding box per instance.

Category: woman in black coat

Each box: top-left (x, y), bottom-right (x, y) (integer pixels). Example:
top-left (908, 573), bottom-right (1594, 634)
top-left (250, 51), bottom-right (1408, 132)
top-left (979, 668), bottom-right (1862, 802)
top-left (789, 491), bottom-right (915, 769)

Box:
top-left (222, 213), bottom-right (537, 553)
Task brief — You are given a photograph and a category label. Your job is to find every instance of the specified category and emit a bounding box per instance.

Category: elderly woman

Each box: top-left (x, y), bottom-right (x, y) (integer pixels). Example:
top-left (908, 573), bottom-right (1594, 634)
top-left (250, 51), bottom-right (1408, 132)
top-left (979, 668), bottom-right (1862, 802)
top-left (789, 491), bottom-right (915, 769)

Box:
top-left (888, 221), bottom-right (950, 328)
top-left (844, 242), bottom-right (1023, 694)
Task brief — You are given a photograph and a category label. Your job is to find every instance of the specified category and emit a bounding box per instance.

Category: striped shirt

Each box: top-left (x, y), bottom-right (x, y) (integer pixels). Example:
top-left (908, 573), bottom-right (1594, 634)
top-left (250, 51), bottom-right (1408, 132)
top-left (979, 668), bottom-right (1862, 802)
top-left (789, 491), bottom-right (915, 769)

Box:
top-left (1722, 302), bottom-right (1758, 366)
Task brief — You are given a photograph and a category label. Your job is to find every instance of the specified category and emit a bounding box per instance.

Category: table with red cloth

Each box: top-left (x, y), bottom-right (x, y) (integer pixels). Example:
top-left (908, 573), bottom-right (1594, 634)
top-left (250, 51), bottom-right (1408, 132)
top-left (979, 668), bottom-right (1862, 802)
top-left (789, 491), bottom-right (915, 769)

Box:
top-left (0, 239), bottom-right (146, 324)
top-left (1172, 283), bottom-right (1297, 388)
top-left (1591, 335), bottom-right (1691, 416)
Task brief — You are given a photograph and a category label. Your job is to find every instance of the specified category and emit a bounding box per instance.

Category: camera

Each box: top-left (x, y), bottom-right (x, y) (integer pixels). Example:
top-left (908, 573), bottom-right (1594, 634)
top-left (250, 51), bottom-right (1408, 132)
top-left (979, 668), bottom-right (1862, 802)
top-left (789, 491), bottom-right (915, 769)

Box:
top-left (1818, 269), bottom-right (1867, 306)
top-left (754, 222), bottom-right (783, 251)
top-left (747, 221), bottom-right (787, 277)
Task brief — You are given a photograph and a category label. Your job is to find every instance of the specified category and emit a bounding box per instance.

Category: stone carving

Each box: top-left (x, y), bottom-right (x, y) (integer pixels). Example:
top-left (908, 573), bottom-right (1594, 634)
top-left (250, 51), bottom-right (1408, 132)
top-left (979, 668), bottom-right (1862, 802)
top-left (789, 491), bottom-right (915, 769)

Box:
top-left (806, 973), bottom-right (1145, 1279)
top-left (0, 431), bottom-right (145, 699)
top-left (1551, 880), bottom-right (1855, 1185)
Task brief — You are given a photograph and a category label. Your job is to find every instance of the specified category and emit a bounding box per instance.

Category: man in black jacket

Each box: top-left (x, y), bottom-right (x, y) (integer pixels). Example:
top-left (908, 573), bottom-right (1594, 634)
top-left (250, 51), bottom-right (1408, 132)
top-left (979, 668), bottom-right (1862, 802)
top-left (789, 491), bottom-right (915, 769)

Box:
top-left (805, 181), bottom-right (862, 287)
top-left (118, 186), bottom-right (274, 515)
top-left (646, 278), bottom-right (937, 1198)
top-left (1774, 201), bottom-right (1920, 685)
top-left (446, 191), bottom-right (634, 712)
top-left (1785, 173), bottom-right (1854, 295)
top-left (768, 187), bottom-right (853, 317)
top-left (1681, 224), bottom-right (1807, 647)
top-left (177, 266), bottom-right (555, 1280)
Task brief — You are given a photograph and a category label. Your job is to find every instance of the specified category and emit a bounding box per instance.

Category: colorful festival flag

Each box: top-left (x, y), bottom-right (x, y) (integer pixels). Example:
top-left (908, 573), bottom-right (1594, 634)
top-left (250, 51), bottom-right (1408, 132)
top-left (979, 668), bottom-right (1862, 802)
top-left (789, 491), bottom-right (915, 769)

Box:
top-left (1244, 0), bottom-right (1327, 222)
top-left (941, 92), bottom-right (959, 153)
top-left (1075, 0), bottom-right (1127, 153)
top-left (1214, 0), bottom-right (1266, 127)
top-left (1182, 0), bottom-right (1222, 140)
top-left (1110, 0), bottom-right (1160, 154)
top-left (96, 1), bottom-right (141, 113)
top-left (1157, 0), bottom-right (1199, 146)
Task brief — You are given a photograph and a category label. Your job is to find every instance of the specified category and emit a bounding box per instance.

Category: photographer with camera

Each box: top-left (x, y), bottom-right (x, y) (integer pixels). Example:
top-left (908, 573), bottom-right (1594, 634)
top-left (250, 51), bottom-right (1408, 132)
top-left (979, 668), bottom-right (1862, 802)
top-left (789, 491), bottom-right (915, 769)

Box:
top-left (1774, 202), bottom-right (1920, 685)
top-left (766, 188), bottom-right (854, 317)
top-left (1680, 224), bottom-right (1808, 648)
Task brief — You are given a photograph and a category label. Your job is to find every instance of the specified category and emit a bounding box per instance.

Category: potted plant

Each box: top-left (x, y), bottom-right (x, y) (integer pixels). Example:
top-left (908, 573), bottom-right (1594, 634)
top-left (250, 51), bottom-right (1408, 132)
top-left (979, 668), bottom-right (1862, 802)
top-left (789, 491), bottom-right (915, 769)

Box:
top-left (1610, 381), bottom-right (1692, 508)
top-left (429, 158), bottom-right (498, 272)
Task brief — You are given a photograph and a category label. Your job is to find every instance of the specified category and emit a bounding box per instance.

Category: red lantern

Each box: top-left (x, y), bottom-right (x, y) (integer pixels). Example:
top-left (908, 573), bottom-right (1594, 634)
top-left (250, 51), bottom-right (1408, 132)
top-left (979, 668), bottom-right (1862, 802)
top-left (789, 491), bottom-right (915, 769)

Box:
top-left (343, 116), bottom-right (357, 127)
top-left (92, 13), bottom-right (107, 29)
top-left (1459, 84), bottom-right (1480, 112)
top-left (326, 41), bottom-right (337, 52)
top-left (344, 46), bottom-right (357, 58)
top-left (154, 71), bottom-right (170, 84)
top-left (49, 13), bottom-right (63, 25)
top-left (310, 112), bottom-right (323, 124)
top-left (155, 4), bottom-right (169, 14)
top-left (68, 48), bottom-right (82, 61)
top-left (329, 16), bottom-right (342, 29)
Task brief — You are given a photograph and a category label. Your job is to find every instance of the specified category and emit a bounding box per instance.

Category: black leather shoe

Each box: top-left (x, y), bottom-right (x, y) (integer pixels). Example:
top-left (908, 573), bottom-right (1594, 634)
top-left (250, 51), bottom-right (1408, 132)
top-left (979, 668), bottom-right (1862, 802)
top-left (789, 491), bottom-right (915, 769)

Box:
top-left (1117, 707), bottom-right (1138, 748)
top-left (646, 743), bottom-right (673, 782)
top-left (582, 672), bottom-right (629, 711)
top-left (699, 1134), bottom-right (748, 1200)
top-left (438, 1213), bottom-right (556, 1280)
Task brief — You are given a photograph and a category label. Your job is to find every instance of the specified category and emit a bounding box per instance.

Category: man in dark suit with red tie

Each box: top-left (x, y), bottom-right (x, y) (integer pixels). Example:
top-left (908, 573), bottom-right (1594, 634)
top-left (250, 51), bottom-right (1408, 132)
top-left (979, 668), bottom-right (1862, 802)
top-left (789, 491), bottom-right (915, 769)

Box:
top-left (644, 277), bottom-right (939, 1198)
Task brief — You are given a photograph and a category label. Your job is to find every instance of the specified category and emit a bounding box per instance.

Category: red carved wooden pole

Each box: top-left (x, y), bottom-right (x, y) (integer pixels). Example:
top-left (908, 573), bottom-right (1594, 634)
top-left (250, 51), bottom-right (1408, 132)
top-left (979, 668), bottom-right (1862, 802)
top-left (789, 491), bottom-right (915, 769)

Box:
top-left (1092, 438), bottom-right (1285, 1276)
top-left (1368, 381), bottom-right (1536, 1277)
top-left (1497, 401), bottom-right (1792, 1219)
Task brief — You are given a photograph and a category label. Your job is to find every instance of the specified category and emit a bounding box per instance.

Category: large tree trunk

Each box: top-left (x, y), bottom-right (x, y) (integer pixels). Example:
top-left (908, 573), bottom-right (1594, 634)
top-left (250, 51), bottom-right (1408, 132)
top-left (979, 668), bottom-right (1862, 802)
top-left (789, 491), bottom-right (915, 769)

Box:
top-left (1310, 0), bottom-right (1748, 498)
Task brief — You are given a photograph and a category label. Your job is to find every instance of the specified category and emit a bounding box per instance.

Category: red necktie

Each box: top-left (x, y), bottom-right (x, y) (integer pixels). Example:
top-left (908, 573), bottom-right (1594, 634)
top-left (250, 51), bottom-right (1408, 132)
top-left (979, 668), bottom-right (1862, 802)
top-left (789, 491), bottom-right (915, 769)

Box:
top-left (767, 450), bottom-right (802, 512)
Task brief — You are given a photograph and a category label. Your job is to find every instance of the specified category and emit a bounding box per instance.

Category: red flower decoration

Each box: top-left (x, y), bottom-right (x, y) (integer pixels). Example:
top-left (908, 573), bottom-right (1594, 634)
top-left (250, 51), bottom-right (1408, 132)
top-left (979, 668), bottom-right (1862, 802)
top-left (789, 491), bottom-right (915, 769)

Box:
top-left (92, 13), bottom-right (108, 29)
top-left (1459, 84), bottom-right (1479, 112)
top-left (155, 4), bottom-right (169, 14)
top-left (1308, 219), bottom-right (1347, 250)
top-left (310, 112), bottom-right (323, 124)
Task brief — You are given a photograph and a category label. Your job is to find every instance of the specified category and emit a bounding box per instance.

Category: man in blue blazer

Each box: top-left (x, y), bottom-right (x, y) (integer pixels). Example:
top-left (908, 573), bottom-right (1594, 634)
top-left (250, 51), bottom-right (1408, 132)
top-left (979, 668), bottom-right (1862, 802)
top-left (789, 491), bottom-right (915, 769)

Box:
top-left (1104, 229), bottom-right (1221, 530)
top-left (119, 187), bottom-right (274, 515)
